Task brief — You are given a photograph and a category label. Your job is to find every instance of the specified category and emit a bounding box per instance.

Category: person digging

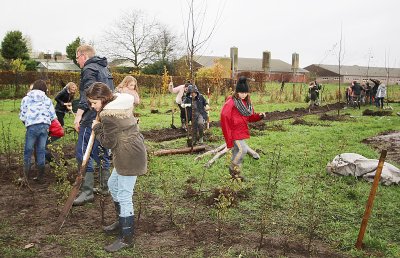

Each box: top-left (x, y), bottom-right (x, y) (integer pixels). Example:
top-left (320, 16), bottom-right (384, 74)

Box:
top-left (181, 84), bottom-right (209, 145)
top-left (220, 76), bottom-right (265, 181)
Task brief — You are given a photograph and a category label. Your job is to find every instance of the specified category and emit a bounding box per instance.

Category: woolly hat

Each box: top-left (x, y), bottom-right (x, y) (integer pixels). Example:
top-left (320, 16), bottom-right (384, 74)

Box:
top-left (187, 84), bottom-right (198, 94)
top-left (235, 76), bottom-right (249, 93)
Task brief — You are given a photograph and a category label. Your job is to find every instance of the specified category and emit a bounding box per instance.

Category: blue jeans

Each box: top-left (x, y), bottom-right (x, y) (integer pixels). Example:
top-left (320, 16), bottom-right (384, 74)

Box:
top-left (24, 123), bottom-right (49, 168)
top-left (108, 168), bottom-right (137, 217)
top-left (76, 126), bottom-right (110, 173)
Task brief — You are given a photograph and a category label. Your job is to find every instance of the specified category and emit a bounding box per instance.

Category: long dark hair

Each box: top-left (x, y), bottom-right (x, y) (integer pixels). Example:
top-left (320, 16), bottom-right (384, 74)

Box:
top-left (86, 82), bottom-right (115, 110)
top-left (233, 92), bottom-right (251, 105)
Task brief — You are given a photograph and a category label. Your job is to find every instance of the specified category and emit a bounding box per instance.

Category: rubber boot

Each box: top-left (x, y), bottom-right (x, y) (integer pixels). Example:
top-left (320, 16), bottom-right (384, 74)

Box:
top-left (33, 165), bottom-right (45, 183)
top-left (73, 172), bottom-right (95, 206)
top-left (23, 164), bottom-right (31, 180)
top-left (100, 168), bottom-right (110, 195)
top-left (104, 215), bottom-right (134, 252)
top-left (103, 201), bottom-right (120, 234)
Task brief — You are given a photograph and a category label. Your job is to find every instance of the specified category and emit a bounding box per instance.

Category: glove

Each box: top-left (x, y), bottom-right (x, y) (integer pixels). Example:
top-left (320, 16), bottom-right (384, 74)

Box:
top-left (181, 103), bottom-right (191, 108)
top-left (205, 105), bottom-right (210, 111)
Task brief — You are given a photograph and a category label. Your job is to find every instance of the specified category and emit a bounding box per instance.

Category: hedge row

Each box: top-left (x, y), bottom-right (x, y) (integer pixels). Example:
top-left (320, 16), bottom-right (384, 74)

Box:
top-left (0, 71), bottom-right (239, 99)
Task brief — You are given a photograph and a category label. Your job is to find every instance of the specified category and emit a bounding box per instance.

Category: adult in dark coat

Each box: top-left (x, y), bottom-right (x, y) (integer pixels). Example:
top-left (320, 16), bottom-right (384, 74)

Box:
top-left (370, 79), bottom-right (380, 106)
top-left (351, 81), bottom-right (363, 109)
top-left (73, 44), bottom-right (114, 206)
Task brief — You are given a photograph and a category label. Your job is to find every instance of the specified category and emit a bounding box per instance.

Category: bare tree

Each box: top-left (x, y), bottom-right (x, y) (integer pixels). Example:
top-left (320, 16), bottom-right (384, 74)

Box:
top-left (183, 0), bottom-right (225, 82)
top-left (101, 10), bottom-right (158, 70)
top-left (149, 24), bottom-right (180, 63)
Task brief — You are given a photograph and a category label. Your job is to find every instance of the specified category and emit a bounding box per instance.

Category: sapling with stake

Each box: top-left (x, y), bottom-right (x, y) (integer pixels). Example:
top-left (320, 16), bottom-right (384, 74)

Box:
top-left (258, 144), bottom-right (282, 250)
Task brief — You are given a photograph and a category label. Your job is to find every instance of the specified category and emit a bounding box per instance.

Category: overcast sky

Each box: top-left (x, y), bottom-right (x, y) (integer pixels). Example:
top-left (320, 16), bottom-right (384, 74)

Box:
top-left (1, 0), bottom-right (399, 68)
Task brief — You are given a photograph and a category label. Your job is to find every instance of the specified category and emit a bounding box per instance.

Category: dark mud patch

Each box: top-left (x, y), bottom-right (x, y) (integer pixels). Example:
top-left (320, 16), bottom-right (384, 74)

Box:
top-left (143, 103), bottom-right (345, 142)
top-left (292, 117), bottom-right (331, 127)
top-left (362, 130), bottom-right (400, 165)
top-left (142, 127), bottom-right (187, 142)
top-left (362, 109), bottom-right (392, 116)
top-left (205, 186), bottom-right (251, 206)
top-left (0, 145), bottom-right (349, 257)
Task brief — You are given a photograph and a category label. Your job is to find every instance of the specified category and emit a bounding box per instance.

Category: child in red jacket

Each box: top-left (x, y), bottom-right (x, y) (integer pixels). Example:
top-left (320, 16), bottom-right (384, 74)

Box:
top-left (45, 119), bottom-right (64, 164)
top-left (220, 76), bottom-right (265, 180)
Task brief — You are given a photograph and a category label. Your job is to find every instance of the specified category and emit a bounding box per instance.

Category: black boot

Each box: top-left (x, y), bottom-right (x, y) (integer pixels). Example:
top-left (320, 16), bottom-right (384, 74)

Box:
top-left (104, 215), bottom-right (134, 252)
top-left (103, 201), bottom-right (120, 234)
top-left (33, 165), bottom-right (45, 183)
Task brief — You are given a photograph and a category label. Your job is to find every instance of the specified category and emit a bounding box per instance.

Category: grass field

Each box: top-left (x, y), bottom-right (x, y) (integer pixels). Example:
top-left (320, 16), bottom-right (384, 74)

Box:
top-left (1, 87), bottom-right (400, 257)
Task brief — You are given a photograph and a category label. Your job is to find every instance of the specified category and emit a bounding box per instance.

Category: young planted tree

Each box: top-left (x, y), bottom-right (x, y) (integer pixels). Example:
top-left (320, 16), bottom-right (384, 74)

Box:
top-left (258, 145), bottom-right (283, 250)
top-left (183, 0), bottom-right (224, 82)
top-left (161, 66), bottom-right (170, 105)
top-left (337, 24), bottom-right (345, 113)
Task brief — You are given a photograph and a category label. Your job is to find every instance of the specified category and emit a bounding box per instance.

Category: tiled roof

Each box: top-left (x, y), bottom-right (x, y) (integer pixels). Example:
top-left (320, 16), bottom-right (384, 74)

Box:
top-left (37, 61), bottom-right (80, 71)
top-left (194, 55), bottom-right (309, 73)
top-left (310, 64), bottom-right (400, 77)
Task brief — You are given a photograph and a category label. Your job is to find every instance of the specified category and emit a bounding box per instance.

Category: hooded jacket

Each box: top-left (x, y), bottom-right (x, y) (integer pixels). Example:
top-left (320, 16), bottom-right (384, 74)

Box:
top-left (183, 87), bottom-right (208, 120)
top-left (220, 96), bottom-right (262, 149)
top-left (19, 90), bottom-right (56, 127)
top-left (78, 56), bottom-right (114, 128)
top-left (376, 84), bottom-right (387, 98)
top-left (93, 93), bottom-right (147, 176)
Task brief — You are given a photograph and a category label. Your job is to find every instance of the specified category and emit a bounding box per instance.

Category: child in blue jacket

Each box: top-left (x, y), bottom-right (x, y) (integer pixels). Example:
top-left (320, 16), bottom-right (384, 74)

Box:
top-left (19, 80), bottom-right (56, 182)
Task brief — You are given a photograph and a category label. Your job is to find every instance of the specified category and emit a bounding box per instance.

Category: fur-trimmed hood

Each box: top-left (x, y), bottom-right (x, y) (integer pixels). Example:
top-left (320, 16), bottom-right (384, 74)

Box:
top-left (100, 93), bottom-right (134, 119)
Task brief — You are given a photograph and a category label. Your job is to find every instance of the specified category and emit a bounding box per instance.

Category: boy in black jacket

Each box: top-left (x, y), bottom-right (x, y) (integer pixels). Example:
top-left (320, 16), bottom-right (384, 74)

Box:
top-left (182, 85), bottom-right (209, 145)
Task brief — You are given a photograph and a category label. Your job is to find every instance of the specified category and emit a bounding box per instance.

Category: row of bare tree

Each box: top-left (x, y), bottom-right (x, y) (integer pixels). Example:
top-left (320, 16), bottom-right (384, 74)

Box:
top-left (98, 0), bottom-right (225, 82)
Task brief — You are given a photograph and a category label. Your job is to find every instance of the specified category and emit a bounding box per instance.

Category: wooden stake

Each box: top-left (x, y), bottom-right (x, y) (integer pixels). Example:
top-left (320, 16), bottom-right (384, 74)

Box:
top-left (355, 149), bottom-right (387, 249)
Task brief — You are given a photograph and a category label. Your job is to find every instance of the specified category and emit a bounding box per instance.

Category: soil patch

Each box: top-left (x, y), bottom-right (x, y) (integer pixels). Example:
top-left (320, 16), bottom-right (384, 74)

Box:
top-left (362, 109), bottom-right (392, 116)
top-left (362, 130), bottom-right (400, 164)
top-left (143, 102), bottom-right (345, 142)
top-left (292, 117), bottom-right (331, 127)
top-left (0, 162), bottom-right (348, 257)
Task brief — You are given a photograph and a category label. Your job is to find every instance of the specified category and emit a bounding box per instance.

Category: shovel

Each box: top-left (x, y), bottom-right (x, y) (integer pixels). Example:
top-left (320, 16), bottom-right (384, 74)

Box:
top-left (57, 117), bottom-right (97, 231)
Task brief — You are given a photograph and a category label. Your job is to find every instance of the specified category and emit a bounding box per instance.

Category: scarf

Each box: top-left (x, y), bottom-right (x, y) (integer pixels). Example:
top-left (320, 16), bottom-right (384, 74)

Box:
top-left (233, 97), bottom-right (252, 116)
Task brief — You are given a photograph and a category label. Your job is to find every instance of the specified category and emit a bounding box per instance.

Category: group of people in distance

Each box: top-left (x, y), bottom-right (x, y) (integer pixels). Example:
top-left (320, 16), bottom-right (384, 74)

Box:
top-left (346, 79), bottom-right (387, 109)
top-left (18, 44), bottom-right (265, 252)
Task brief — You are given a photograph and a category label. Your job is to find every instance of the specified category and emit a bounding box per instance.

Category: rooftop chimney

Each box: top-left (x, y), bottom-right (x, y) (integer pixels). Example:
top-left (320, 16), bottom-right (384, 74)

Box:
top-left (262, 51), bottom-right (271, 73)
top-left (230, 47), bottom-right (238, 78)
top-left (292, 53), bottom-right (299, 71)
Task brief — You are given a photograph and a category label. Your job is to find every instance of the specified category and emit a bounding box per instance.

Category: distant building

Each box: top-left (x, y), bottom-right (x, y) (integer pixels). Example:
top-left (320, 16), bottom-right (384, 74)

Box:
top-left (36, 59), bottom-right (80, 72)
top-left (304, 64), bottom-right (400, 84)
top-left (108, 59), bottom-right (136, 73)
top-left (189, 47), bottom-right (308, 82)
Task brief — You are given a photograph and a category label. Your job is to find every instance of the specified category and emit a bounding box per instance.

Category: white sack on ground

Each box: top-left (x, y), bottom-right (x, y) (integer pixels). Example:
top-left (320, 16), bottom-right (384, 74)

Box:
top-left (326, 153), bottom-right (400, 185)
